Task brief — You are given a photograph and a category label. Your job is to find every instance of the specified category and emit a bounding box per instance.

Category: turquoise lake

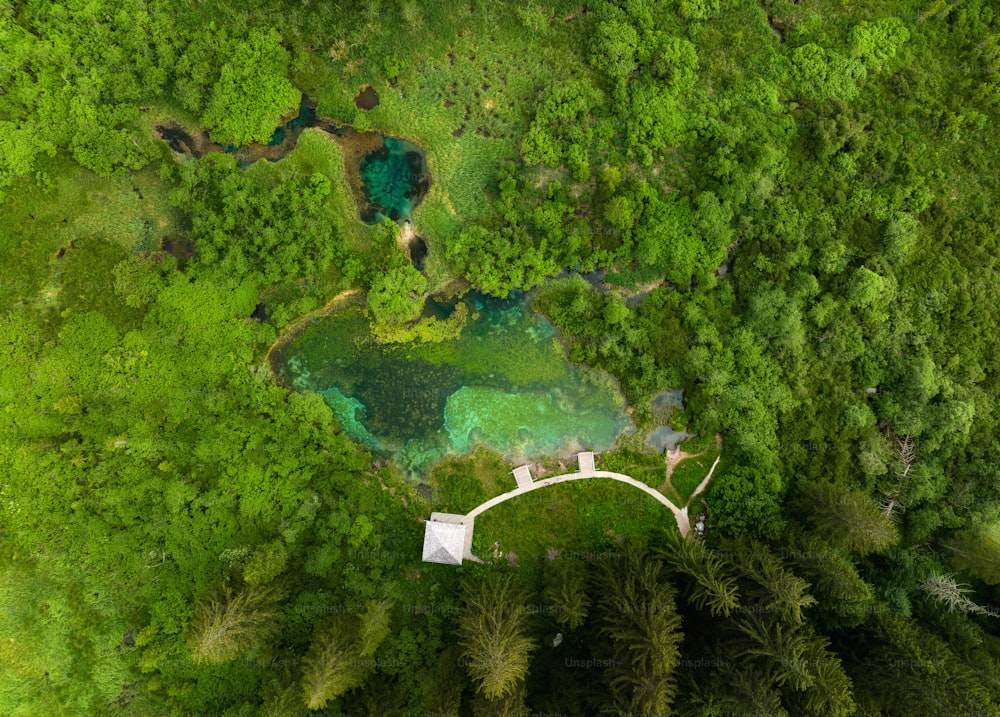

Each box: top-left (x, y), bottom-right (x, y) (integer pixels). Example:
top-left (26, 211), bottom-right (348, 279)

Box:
top-left (271, 293), bottom-right (634, 475)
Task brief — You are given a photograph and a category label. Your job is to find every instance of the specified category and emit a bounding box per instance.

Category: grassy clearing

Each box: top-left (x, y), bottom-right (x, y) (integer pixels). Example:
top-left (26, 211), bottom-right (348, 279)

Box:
top-left (429, 446), bottom-right (512, 514)
top-left (0, 153), bottom-right (181, 313)
top-left (599, 447), bottom-right (667, 490)
top-left (315, 4), bottom-right (593, 253)
top-left (473, 478), bottom-right (672, 565)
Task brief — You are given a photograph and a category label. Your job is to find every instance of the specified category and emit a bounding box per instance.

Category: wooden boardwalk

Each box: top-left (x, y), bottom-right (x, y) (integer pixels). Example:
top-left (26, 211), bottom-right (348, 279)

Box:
top-left (422, 451), bottom-right (722, 564)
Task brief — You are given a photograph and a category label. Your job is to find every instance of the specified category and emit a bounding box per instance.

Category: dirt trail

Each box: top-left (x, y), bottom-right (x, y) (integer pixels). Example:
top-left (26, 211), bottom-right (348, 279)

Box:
top-left (666, 433), bottom-right (722, 481)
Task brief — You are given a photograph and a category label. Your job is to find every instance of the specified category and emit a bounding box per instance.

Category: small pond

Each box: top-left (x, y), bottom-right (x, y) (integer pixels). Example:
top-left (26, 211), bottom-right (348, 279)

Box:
top-left (358, 137), bottom-right (430, 224)
top-left (647, 426), bottom-right (696, 453)
top-left (156, 98), bottom-right (430, 225)
top-left (271, 292), bottom-right (634, 475)
top-left (354, 86), bottom-right (380, 110)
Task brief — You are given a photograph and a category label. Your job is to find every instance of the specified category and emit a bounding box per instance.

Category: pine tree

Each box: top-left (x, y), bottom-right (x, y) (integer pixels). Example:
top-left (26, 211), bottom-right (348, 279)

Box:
top-left (720, 663), bottom-right (789, 717)
top-left (542, 557), bottom-right (591, 630)
top-left (798, 482), bottom-right (898, 555)
top-left (186, 580), bottom-right (285, 664)
top-left (920, 573), bottom-right (1000, 617)
top-left (658, 531), bottom-right (740, 617)
top-left (783, 533), bottom-right (874, 628)
top-left (457, 572), bottom-right (535, 702)
top-left (470, 680), bottom-right (529, 717)
top-left (425, 646), bottom-right (466, 717)
top-left (787, 533), bottom-right (873, 602)
top-left (786, 637), bottom-right (856, 716)
top-left (735, 611), bottom-right (815, 691)
top-left (597, 543), bottom-right (684, 716)
top-left (727, 539), bottom-right (817, 623)
top-left (876, 430), bottom-right (919, 517)
top-left (942, 530), bottom-right (1000, 585)
top-left (299, 615), bottom-right (367, 711)
top-left (357, 598), bottom-right (393, 657)
top-left (257, 667), bottom-right (304, 717)
top-left (841, 606), bottom-right (999, 714)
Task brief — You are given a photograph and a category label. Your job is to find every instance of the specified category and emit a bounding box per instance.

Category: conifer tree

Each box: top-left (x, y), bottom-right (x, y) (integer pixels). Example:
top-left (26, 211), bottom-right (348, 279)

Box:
top-left (798, 482), bottom-right (898, 555)
top-left (457, 572), bottom-right (535, 702)
top-left (357, 598), bottom-right (393, 657)
top-left (299, 615), bottom-right (367, 711)
top-left (597, 543), bottom-right (684, 716)
top-left (658, 530), bottom-right (740, 616)
top-left (842, 606), bottom-right (1000, 714)
top-left (186, 580), bottom-right (285, 664)
top-left (470, 680), bottom-right (529, 717)
top-left (878, 431), bottom-right (918, 517)
top-left (786, 533), bottom-right (873, 603)
top-left (720, 663), bottom-right (789, 717)
top-left (425, 646), bottom-right (466, 717)
top-left (792, 640), bottom-right (856, 717)
top-left (942, 530), bottom-right (1000, 585)
top-left (735, 612), bottom-right (816, 691)
top-left (920, 573), bottom-right (1000, 617)
top-left (727, 539), bottom-right (816, 623)
top-left (257, 668), bottom-right (304, 717)
top-left (542, 556), bottom-right (591, 630)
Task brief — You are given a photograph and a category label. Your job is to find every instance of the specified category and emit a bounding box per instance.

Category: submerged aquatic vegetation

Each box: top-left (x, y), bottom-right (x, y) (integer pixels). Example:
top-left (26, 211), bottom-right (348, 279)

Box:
top-left (274, 292), bottom-right (632, 472)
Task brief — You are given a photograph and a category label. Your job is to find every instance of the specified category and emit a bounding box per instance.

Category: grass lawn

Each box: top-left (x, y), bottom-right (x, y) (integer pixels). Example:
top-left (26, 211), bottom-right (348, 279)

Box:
top-left (473, 478), bottom-right (674, 566)
top-left (598, 446), bottom-right (667, 491)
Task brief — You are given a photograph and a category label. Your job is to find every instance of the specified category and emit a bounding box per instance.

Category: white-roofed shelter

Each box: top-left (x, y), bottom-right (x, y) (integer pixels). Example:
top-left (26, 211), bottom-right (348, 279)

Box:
top-left (421, 515), bottom-right (467, 565)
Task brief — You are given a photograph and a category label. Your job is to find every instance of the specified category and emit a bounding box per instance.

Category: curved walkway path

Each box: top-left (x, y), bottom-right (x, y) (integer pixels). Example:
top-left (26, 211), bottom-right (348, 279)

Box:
top-left (425, 451), bottom-right (721, 564)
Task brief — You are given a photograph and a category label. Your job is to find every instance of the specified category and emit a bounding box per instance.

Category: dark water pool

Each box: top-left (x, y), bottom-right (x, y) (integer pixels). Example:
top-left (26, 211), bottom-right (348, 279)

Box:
top-left (354, 86), bottom-right (380, 110)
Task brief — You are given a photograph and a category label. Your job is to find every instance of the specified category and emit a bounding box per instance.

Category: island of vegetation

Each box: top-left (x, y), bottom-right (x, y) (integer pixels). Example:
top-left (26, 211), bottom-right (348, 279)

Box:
top-left (2, 1), bottom-right (1000, 716)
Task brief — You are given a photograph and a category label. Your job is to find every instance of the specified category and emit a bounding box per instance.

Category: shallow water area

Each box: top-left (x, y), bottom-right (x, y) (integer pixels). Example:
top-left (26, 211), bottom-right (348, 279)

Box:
top-left (646, 388), bottom-right (693, 452)
top-left (647, 426), bottom-right (696, 453)
top-left (272, 293), bottom-right (633, 475)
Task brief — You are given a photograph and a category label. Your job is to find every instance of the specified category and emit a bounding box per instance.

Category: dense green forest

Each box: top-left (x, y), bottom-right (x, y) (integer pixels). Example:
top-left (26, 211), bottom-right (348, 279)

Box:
top-left (2, 0), bottom-right (1000, 714)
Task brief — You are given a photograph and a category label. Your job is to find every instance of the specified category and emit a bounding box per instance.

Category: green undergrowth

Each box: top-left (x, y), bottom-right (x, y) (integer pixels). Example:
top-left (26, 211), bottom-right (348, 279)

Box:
top-left (57, 238), bottom-right (145, 332)
top-left (279, 129), bottom-right (371, 251)
top-left (0, 153), bottom-right (181, 313)
top-left (429, 446), bottom-right (512, 515)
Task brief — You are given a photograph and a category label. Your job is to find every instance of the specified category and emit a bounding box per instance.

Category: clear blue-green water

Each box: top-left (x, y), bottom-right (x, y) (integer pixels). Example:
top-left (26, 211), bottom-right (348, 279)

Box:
top-left (358, 136), bottom-right (429, 224)
top-left (272, 293), bottom-right (633, 475)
